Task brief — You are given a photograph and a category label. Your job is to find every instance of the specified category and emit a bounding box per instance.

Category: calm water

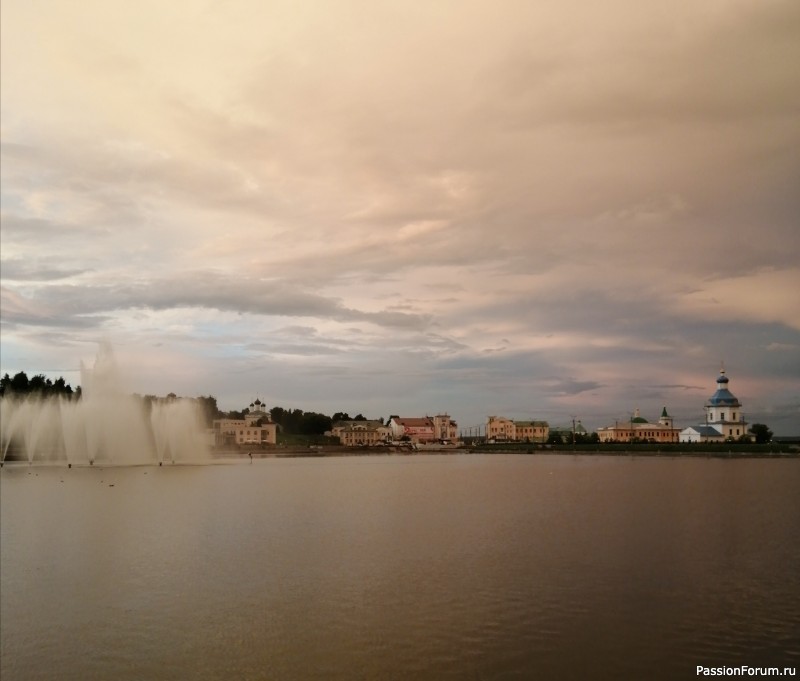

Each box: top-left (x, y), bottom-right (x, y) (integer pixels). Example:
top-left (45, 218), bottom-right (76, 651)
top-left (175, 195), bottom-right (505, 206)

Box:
top-left (1, 454), bottom-right (799, 680)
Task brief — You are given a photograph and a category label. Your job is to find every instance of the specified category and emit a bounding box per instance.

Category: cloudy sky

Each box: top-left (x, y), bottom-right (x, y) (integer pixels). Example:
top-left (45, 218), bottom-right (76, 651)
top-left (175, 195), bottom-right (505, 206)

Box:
top-left (1, 0), bottom-right (798, 434)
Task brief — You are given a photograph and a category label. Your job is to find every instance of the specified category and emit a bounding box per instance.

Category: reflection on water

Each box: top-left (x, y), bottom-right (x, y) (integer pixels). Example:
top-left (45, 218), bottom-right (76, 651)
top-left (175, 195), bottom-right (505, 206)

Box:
top-left (2, 455), bottom-right (799, 680)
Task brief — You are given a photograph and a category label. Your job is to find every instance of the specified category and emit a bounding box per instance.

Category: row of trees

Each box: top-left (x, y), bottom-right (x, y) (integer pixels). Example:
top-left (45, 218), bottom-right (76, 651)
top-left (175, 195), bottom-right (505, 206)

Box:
top-left (0, 372), bottom-right (79, 398)
top-left (176, 396), bottom-right (380, 434)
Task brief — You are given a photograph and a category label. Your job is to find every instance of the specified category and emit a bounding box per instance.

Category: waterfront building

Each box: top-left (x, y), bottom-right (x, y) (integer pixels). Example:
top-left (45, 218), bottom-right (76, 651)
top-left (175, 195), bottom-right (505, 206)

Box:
top-left (597, 407), bottom-right (680, 443)
top-left (486, 416), bottom-right (549, 442)
top-left (212, 398), bottom-right (278, 446)
top-left (679, 368), bottom-right (750, 442)
top-left (679, 425), bottom-right (725, 443)
top-left (387, 415), bottom-right (458, 444)
top-left (330, 420), bottom-right (391, 446)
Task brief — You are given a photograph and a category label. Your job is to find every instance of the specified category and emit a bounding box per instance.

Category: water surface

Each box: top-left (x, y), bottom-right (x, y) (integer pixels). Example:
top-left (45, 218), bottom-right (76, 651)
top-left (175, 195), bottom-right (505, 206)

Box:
top-left (2, 455), bottom-right (798, 680)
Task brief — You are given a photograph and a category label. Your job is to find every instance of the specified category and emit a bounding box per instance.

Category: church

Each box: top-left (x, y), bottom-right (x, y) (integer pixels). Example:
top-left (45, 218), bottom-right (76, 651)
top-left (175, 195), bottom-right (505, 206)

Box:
top-left (679, 368), bottom-right (751, 443)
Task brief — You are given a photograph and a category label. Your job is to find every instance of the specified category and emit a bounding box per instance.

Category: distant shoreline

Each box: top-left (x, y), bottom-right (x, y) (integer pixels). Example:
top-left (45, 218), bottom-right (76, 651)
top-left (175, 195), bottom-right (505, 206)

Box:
top-left (214, 446), bottom-right (799, 459)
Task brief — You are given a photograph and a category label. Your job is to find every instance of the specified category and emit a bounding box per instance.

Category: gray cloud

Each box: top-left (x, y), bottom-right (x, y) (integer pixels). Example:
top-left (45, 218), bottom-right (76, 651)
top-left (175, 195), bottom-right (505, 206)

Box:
top-left (1, 272), bottom-right (431, 330)
top-left (1, 0), bottom-right (798, 433)
top-left (0, 258), bottom-right (90, 281)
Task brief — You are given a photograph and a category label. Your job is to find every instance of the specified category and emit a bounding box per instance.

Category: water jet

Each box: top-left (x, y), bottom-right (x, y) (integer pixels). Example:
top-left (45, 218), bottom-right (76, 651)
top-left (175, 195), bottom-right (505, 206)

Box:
top-left (0, 344), bottom-right (210, 466)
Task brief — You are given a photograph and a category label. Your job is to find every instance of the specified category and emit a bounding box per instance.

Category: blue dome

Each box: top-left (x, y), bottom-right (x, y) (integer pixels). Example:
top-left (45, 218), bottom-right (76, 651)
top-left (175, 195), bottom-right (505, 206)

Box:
top-left (716, 374), bottom-right (729, 384)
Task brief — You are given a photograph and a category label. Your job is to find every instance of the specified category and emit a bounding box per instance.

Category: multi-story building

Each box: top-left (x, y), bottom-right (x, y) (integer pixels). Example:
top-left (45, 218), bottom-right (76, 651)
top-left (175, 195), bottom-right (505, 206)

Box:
top-left (212, 398), bottom-right (278, 446)
top-left (680, 368), bottom-right (750, 442)
top-left (387, 414), bottom-right (458, 444)
top-left (597, 407), bottom-right (680, 443)
top-left (330, 420), bottom-right (391, 446)
top-left (486, 416), bottom-right (549, 442)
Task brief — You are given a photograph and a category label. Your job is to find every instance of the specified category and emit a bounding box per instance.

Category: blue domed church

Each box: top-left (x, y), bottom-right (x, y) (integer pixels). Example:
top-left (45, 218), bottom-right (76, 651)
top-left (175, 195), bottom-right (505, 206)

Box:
top-left (680, 367), bottom-right (751, 442)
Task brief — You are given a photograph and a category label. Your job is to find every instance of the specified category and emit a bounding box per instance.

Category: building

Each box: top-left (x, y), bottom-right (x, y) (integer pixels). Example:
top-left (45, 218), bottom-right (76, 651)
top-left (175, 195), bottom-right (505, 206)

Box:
top-left (329, 420), bottom-right (391, 446)
top-left (680, 368), bottom-right (750, 442)
top-left (486, 416), bottom-right (549, 442)
top-left (680, 425), bottom-right (725, 443)
top-left (212, 398), bottom-right (278, 446)
top-left (387, 415), bottom-right (458, 444)
top-left (597, 407), bottom-right (680, 443)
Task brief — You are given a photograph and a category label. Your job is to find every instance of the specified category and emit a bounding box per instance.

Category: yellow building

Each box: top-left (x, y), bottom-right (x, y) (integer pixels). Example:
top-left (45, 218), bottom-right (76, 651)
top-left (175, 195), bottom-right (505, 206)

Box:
top-left (212, 398), bottom-right (278, 446)
top-left (486, 416), bottom-right (549, 442)
top-left (597, 407), bottom-right (679, 443)
top-left (330, 420), bottom-right (391, 446)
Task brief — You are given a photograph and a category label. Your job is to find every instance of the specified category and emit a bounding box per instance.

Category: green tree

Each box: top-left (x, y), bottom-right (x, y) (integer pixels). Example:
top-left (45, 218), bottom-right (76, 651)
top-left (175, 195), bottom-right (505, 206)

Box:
top-left (10, 371), bottom-right (30, 393)
top-left (196, 395), bottom-right (222, 427)
top-left (0, 371), bottom-right (76, 398)
top-left (29, 374), bottom-right (52, 393)
top-left (748, 423), bottom-right (773, 444)
top-left (298, 412), bottom-right (333, 435)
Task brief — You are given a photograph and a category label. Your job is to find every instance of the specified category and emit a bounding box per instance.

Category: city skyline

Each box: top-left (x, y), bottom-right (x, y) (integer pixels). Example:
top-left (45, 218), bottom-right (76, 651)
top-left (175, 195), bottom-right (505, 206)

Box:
top-left (1, 0), bottom-right (798, 434)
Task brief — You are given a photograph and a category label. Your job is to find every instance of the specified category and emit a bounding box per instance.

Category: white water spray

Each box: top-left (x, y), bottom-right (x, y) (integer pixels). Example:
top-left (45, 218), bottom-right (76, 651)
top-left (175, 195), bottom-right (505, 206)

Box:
top-left (0, 343), bottom-right (209, 465)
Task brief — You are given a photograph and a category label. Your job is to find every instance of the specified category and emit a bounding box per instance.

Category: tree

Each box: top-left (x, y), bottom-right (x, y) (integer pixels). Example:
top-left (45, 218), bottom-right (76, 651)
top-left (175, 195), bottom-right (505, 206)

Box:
top-left (196, 395), bottom-right (222, 427)
top-left (298, 412), bottom-right (333, 435)
top-left (0, 371), bottom-right (76, 398)
top-left (10, 371), bottom-right (29, 393)
top-left (29, 374), bottom-right (51, 393)
top-left (748, 423), bottom-right (773, 444)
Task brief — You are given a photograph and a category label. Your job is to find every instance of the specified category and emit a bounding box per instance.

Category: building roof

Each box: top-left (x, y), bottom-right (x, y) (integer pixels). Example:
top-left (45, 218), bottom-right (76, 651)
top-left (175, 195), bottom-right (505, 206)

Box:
top-left (683, 425), bottom-right (724, 436)
top-left (333, 420), bottom-right (385, 430)
top-left (393, 417), bottom-right (434, 427)
top-left (707, 389), bottom-right (740, 406)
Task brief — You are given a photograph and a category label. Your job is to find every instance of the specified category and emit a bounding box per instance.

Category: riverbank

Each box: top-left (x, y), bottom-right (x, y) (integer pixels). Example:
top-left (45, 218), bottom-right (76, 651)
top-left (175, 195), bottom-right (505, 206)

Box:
top-left (212, 444), bottom-right (800, 459)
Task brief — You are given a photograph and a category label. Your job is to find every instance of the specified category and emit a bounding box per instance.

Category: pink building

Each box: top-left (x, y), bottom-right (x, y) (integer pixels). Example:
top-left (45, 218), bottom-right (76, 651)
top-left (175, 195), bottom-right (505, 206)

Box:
top-left (387, 415), bottom-right (457, 444)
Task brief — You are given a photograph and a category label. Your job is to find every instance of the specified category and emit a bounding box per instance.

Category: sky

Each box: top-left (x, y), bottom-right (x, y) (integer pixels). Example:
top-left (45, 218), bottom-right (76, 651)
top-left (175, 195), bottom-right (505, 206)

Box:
top-left (1, 0), bottom-right (799, 435)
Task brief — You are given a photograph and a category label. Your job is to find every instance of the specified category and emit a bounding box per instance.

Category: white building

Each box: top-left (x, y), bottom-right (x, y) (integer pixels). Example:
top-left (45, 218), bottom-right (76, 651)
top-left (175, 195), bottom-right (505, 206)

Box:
top-left (680, 426), bottom-right (725, 443)
top-left (679, 368), bottom-right (751, 442)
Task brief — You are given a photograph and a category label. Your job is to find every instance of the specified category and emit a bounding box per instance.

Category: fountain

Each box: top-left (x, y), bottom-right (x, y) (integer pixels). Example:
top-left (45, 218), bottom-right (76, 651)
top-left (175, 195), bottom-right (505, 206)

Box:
top-left (0, 343), bottom-right (210, 466)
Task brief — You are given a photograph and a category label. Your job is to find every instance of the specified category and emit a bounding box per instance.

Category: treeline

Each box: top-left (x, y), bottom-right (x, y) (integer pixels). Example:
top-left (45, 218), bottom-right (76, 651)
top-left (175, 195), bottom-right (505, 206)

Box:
top-left (213, 402), bottom-right (379, 435)
top-left (548, 432), bottom-right (600, 445)
top-left (0, 372), bottom-right (79, 398)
